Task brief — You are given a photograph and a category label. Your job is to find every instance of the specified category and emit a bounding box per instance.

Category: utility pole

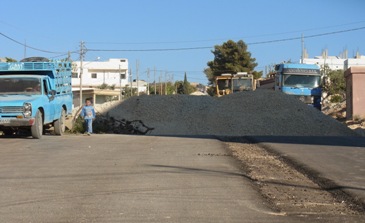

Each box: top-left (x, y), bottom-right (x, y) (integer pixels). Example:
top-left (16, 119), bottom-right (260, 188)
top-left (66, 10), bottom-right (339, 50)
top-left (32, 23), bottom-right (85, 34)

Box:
top-left (159, 72), bottom-right (162, 95)
top-left (154, 67), bottom-right (156, 95)
top-left (136, 60), bottom-right (139, 96)
top-left (147, 68), bottom-right (150, 95)
top-left (165, 71), bottom-right (167, 95)
top-left (79, 41), bottom-right (85, 107)
top-left (301, 34), bottom-right (304, 64)
top-left (129, 68), bottom-right (132, 96)
top-left (119, 65), bottom-right (122, 100)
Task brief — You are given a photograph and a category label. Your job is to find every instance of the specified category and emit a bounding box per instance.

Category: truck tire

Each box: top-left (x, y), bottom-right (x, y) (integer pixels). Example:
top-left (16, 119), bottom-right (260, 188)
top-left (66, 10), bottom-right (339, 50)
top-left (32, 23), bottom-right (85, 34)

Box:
top-left (54, 108), bottom-right (66, 135)
top-left (31, 110), bottom-right (43, 139)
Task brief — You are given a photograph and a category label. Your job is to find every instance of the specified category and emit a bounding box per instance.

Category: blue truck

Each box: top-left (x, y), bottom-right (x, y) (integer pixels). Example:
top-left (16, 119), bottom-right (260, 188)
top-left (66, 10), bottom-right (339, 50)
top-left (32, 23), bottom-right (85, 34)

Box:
top-left (0, 58), bottom-right (73, 138)
top-left (274, 63), bottom-right (322, 110)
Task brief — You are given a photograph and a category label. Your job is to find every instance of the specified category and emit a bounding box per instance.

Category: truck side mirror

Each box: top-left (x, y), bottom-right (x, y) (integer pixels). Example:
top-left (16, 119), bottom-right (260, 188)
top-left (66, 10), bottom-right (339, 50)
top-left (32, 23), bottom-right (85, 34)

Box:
top-left (48, 90), bottom-right (56, 101)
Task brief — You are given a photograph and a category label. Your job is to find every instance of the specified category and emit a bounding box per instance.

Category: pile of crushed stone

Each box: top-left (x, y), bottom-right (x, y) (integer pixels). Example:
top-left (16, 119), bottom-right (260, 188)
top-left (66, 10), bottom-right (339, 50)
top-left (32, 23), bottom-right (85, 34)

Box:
top-left (94, 90), bottom-right (358, 137)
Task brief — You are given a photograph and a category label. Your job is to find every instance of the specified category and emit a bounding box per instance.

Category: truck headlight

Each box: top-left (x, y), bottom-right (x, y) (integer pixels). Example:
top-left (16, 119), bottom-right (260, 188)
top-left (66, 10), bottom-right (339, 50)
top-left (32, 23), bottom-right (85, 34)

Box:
top-left (23, 103), bottom-right (32, 118)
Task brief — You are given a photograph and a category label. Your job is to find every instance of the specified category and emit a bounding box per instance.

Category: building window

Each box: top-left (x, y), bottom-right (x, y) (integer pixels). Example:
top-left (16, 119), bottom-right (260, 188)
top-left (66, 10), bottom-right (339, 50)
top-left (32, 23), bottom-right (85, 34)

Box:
top-left (91, 73), bottom-right (97, 78)
top-left (120, 72), bottom-right (126, 79)
top-left (120, 59), bottom-right (126, 62)
top-left (72, 72), bottom-right (78, 78)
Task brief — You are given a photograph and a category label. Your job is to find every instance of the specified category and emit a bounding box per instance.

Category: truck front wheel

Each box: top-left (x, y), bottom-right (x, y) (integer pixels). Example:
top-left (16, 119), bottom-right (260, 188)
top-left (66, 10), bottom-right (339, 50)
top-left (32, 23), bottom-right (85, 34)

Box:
top-left (31, 110), bottom-right (43, 139)
top-left (54, 108), bottom-right (66, 135)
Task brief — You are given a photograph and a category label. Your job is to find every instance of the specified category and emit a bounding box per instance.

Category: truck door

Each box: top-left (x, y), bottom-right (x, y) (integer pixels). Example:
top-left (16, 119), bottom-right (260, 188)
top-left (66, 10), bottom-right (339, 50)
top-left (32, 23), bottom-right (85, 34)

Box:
top-left (42, 79), bottom-right (56, 123)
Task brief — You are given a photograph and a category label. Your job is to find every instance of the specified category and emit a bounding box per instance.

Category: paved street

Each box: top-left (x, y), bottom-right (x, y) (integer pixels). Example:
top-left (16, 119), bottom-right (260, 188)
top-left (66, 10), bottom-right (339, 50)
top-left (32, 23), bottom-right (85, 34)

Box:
top-left (0, 134), bottom-right (364, 222)
top-left (0, 134), bottom-right (297, 223)
top-left (251, 136), bottom-right (365, 207)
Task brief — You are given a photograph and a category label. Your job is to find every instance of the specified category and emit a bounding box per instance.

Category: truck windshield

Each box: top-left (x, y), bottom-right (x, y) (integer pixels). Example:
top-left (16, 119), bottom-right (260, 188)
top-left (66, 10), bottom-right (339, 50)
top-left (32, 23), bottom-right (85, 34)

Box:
top-left (232, 79), bottom-right (252, 91)
top-left (0, 77), bottom-right (42, 95)
top-left (282, 74), bottom-right (321, 88)
top-left (217, 79), bottom-right (231, 90)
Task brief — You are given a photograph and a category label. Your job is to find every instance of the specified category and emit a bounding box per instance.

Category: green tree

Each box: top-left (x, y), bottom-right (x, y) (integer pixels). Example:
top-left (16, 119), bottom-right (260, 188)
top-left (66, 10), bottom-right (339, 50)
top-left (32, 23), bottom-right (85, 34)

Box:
top-left (205, 40), bottom-right (262, 83)
top-left (183, 72), bottom-right (190, 94)
top-left (175, 81), bottom-right (184, 94)
top-left (175, 73), bottom-right (195, 94)
top-left (321, 65), bottom-right (346, 102)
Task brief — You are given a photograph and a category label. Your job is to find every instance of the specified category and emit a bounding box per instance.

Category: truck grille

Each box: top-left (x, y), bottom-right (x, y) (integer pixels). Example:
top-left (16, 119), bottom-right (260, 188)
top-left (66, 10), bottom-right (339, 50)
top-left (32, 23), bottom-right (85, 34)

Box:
top-left (0, 106), bottom-right (23, 113)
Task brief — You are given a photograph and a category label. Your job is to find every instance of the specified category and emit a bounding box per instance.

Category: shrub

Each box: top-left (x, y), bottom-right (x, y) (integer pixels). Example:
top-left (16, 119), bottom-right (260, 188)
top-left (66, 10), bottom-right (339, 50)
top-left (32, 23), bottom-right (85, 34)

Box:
top-left (330, 95), bottom-right (343, 103)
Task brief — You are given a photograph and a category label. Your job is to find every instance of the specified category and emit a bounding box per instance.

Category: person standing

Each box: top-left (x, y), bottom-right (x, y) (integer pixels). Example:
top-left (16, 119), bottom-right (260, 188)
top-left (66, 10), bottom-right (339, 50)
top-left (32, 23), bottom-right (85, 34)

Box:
top-left (80, 98), bottom-right (96, 135)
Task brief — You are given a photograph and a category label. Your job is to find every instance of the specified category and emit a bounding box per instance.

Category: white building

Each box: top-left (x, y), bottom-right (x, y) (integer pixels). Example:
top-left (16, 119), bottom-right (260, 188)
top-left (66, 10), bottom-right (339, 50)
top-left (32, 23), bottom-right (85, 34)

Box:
top-left (344, 56), bottom-right (365, 70)
top-left (71, 58), bottom-right (148, 106)
top-left (301, 50), bottom-right (365, 70)
top-left (72, 58), bottom-right (147, 93)
top-left (72, 58), bottom-right (129, 88)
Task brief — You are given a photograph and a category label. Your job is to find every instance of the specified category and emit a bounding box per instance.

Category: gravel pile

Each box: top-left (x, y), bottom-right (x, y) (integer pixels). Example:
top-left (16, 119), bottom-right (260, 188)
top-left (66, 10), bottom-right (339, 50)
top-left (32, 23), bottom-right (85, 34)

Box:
top-left (97, 90), bottom-right (358, 137)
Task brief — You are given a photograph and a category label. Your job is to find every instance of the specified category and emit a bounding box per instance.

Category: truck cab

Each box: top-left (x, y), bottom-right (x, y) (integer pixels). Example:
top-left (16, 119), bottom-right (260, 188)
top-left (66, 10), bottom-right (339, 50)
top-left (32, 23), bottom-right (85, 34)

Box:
top-left (215, 72), bottom-right (255, 96)
top-left (274, 63), bottom-right (322, 110)
top-left (0, 59), bottom-right (73, 138)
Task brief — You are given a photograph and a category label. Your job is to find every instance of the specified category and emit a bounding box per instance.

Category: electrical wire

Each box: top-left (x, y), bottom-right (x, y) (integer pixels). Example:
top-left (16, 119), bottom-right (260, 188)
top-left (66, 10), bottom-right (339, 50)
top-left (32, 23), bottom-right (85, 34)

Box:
top-left (88, 46), bottom-right (212, 52)
top-left (0, 32), bottom-right (67, 54)
top-left (1, 25), bottom-right (364, 58)
top-left (87, 26), bottom-right (365, 52)
top-left (248, 26), bottom-right (365, 45)
top-left (86, 21), bottom-right (365, 45)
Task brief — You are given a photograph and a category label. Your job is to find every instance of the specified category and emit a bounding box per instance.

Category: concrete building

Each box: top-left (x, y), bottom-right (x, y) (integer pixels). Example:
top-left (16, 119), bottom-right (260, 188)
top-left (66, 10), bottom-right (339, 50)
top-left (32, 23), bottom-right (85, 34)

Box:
top-left (71, 58), bottom-right (149, 106)
top-left (72, 58), bottom-right (147, 93)
top-left (301, 50), bottom-right (365, 70)
top-left (72, 58), bottom-right (129, 89)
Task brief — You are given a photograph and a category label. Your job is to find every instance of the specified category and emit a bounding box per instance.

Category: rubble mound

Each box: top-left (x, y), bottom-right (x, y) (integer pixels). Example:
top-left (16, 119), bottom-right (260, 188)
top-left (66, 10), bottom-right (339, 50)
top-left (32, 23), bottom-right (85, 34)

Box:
top-left (96, 90), bottom-right (358, 137)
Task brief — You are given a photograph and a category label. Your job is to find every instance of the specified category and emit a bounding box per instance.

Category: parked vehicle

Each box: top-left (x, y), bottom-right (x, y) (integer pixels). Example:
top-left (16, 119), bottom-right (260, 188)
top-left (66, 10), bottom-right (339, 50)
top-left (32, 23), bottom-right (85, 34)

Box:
top-left (274, 63), bottom-right (322, 110)
top-left (215, 72), bottom-right (256, 97)
top-left (0, 58), bottom-right (73, 138)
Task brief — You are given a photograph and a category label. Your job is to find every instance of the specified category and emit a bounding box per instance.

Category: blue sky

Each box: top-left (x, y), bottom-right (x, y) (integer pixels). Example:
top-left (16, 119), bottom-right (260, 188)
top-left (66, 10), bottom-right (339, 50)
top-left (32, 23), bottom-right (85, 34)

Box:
top-left (1, 0), bottom-right (365, 84)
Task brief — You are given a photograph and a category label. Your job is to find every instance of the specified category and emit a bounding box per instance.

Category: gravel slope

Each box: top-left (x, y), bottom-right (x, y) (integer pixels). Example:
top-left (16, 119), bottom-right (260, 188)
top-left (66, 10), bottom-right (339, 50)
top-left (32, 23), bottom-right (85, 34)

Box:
top-left (97, 90), bottom-right (358, 137)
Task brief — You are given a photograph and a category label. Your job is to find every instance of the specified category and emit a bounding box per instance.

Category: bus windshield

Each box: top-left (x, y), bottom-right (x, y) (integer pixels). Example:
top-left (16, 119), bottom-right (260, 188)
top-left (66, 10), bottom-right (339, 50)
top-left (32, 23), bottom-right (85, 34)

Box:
top-left (282, 74), bottom-right (321, 88)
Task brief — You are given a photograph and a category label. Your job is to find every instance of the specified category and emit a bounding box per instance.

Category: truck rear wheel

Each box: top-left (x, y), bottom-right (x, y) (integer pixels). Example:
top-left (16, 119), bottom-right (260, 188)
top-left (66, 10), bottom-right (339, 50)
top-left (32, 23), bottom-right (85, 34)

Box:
top-left (31, 110), bottom-right (43, 139)
top-left (54, 108), bottom-right (66, 135)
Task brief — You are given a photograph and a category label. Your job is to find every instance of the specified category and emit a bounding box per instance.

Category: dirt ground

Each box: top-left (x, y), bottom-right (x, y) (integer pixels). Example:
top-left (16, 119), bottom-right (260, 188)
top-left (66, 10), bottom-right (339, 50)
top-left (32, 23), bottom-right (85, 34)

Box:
top-left (223, 138), bottom-right (363, 217)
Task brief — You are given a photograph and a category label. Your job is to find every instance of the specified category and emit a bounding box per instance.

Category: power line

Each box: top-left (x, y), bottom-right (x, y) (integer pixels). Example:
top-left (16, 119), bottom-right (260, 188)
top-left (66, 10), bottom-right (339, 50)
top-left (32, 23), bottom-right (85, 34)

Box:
top-left (247, 26), bottom-right (365, 45)
top-left (88, 46), bottom-right (212, 52)
top-left (87, 26), bottom-right (365, 52)
top-left (0, 32), bottom-right (67, 54)
top-left (86, 21), bottom-right (365, 45)
top-left (2, 26), bottom-right (364, 55)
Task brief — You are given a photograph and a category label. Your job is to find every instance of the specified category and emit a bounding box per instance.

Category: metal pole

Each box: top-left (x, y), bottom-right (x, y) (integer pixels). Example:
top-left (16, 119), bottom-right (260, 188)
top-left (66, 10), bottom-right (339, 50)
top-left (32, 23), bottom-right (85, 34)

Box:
top-left (154, 67), bottom-right (156, 95)
top-left (147, 68), bottom-right (150, 95)
top-left (119, 65), bottom-right (122, 100)
top-left (129, 68), bottom-right (132, 96)
top-left (136, 60), bottom-right (139, 96)
top-left (79, 41), bottom-right (85, 107)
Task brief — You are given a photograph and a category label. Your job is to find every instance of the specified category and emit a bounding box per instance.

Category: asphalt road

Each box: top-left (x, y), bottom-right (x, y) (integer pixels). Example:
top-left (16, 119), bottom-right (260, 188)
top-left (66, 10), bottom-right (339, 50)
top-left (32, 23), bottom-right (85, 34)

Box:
top-left (0, 134), bottom-right (362, 222)
top-left (251, 136), bottom-right (365, 209)
top-left (0, 134), bottom-right (291, 222)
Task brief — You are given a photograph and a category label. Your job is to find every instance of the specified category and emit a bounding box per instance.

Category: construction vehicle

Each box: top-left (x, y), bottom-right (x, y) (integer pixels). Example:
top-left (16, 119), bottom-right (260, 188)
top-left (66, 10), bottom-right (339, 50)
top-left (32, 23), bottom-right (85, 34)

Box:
top-left (274, 63), bottom-right (322, 110)
top-left (215, 72), bottom-right (256, 96)
top-left (0, 57), bottom-right (73, 138)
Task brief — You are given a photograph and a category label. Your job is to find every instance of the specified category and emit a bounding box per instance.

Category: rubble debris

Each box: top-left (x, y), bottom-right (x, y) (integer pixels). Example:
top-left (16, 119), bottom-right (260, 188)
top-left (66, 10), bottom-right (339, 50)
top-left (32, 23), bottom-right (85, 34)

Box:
top-left (93, 114), bottom-right (154, 135)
